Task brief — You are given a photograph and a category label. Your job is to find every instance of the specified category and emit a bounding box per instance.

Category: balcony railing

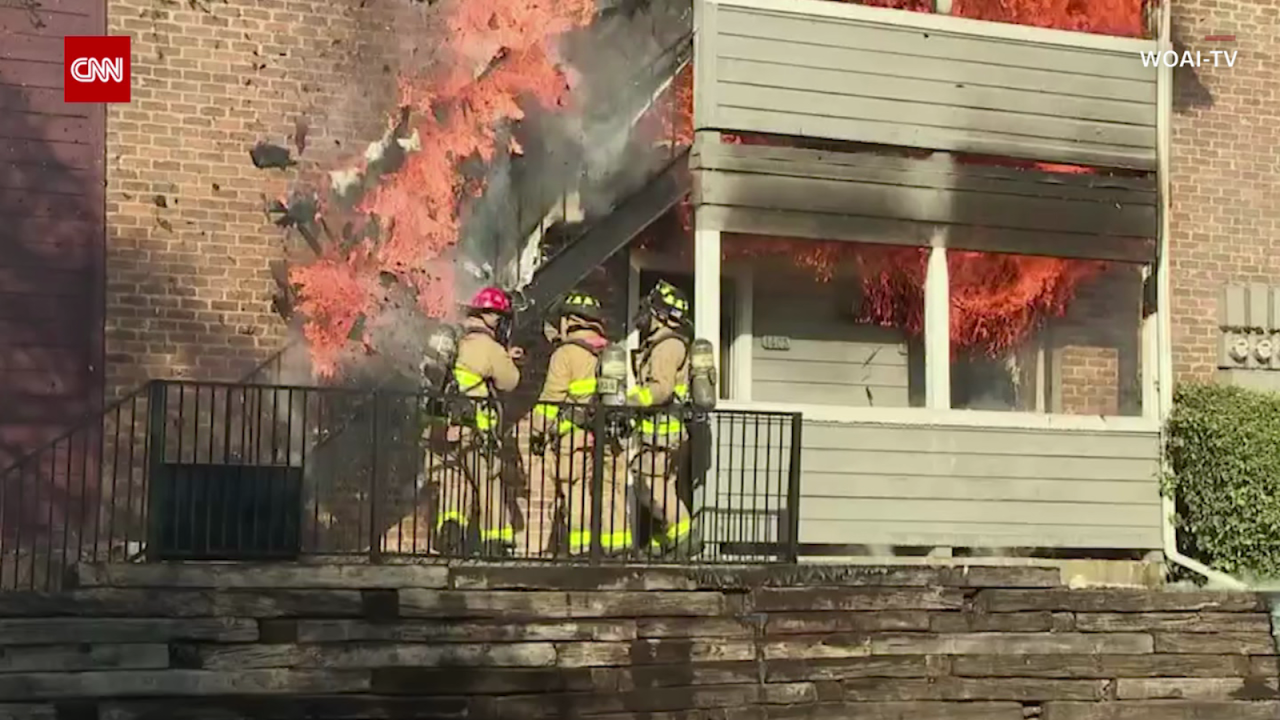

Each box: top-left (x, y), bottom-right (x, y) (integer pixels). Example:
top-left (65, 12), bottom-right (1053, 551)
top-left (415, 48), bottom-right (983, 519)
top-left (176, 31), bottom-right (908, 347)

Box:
top-left (0, 380), bottom-right (802, 592)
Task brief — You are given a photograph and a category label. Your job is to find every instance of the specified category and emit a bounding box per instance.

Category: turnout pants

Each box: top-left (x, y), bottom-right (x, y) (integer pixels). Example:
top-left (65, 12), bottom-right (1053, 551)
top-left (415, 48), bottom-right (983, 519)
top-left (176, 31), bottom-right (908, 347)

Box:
top-left (519, 420), bottom-right (630, 557)
top-left (452, 427), bottom-right (513, 546)
top-left (632, 431), bottom-right (696, 552)
top-left (381, 423), bottom-right (512, 554)
top-left (556, 428), bottom-right (630, 556)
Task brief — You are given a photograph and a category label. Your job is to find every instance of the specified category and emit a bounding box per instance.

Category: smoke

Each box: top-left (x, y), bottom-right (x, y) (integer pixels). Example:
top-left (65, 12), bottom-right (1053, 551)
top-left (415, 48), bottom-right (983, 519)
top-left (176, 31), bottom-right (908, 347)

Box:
top-left (450, 0), bottom-right (693, 281)
top-left (276, 0), bottom-right (692, 383)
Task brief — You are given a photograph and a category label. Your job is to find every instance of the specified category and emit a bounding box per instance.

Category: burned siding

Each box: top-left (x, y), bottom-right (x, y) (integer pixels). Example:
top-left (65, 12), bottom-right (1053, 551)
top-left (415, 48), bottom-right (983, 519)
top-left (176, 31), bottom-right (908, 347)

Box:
top-left (0, 0), bottom-right (106, 468)
top-left (694, 0), bottom-right (1158, 170)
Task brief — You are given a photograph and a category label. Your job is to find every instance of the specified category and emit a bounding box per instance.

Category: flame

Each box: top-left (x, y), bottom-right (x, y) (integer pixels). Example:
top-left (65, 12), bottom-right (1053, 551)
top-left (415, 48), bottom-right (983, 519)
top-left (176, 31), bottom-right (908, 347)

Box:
top-left (636, 0), bottom-right (1142, 356)
top-left (289, 0), bottom-right (593, 377)
top-left (288, 0), bottom-right (1145, 374)
top-left (952, 0), bottom-right (1147, 37)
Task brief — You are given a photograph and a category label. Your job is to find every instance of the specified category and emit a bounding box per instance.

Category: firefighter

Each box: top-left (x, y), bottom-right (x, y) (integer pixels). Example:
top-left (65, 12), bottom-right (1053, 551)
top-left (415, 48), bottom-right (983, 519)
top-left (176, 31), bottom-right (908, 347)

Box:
top-left (436, 286), bottom-right (523, 556)
top-left (628, 280), bottom-right (702, 558)
top-left (526, 292), bottom-right (631, 557)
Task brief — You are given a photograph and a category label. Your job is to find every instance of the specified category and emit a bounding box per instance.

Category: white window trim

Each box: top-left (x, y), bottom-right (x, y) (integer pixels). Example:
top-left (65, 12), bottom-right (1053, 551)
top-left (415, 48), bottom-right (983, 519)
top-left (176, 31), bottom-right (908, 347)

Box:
top-left (628, 244), bottom-right (753, 400)
top-left (631, 218), bottom-right (1162, 433)
top-left (715, 399), bottom-right (1159, 433)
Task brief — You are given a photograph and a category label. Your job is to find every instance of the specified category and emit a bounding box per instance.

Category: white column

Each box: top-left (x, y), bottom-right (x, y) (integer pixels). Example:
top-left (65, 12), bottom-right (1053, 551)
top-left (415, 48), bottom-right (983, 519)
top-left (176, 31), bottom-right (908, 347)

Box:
top-left (1154, 0), bottom-right (1174, 421)
top-left (625, 252), bottom-right (642, 385)
top-left (731, 265), bottom-right (754, 400)
top-left (693, 220), bottom-right (722, 364)
top-left (923, 241), bottom-right (951, 409)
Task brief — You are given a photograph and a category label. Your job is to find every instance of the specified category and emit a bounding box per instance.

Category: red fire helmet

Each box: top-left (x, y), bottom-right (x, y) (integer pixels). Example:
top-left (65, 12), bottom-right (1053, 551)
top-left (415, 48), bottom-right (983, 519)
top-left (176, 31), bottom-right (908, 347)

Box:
top-left (466, 286), bottom-right (512, 314)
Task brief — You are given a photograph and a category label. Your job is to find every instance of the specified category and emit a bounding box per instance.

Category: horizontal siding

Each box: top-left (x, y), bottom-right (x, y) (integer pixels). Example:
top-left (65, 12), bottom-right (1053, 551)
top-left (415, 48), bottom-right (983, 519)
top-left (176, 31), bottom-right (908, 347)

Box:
top-left (702, 418), bottom-right (1162, 552)
top-left (696, 0), bottom-right (1157, 169)
top-left (694, 143), bottom-right (1157, 263)
top-left (750, 270), bottom-right (914, 407)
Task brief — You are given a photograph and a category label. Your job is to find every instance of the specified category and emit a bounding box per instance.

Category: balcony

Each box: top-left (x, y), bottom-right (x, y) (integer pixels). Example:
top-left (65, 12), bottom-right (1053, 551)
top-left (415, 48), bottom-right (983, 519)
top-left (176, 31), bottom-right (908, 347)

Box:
top-left (675, 0), bottom-right (1166, 558)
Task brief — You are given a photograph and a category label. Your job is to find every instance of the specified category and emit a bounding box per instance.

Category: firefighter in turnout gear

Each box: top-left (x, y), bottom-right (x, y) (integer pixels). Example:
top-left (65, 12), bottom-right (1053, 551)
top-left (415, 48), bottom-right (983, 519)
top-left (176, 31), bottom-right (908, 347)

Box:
top-left (436, 286), bottom-right (523, 556)
top-left (628, 280), bottom-right (704, 558)
top-left (526, 292), bottom-right (632, 556)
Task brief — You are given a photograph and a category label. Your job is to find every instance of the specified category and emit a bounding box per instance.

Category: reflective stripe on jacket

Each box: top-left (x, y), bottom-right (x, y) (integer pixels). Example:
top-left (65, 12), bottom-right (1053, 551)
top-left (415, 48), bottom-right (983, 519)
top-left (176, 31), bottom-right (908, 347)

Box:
top-left (451, 320), bottom-right (518, 431)
top-left (533, 331), bottom-right (606, 436)
top-left (629, 333), bottom-right (690, 438)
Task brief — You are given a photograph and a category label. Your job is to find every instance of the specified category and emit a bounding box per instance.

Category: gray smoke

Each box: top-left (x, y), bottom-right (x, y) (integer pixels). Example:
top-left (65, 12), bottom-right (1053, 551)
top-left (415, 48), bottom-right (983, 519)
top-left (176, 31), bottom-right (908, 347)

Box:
top-left (281, 0), bottom-right (692, 385)
top-left (455, 0), bottom-right (694, 292)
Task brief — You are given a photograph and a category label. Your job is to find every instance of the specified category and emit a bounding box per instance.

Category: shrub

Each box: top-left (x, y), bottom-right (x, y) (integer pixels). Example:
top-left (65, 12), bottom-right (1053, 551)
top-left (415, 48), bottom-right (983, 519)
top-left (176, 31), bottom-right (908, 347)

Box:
top-left (1164, 382), bottom-right (1280, 577)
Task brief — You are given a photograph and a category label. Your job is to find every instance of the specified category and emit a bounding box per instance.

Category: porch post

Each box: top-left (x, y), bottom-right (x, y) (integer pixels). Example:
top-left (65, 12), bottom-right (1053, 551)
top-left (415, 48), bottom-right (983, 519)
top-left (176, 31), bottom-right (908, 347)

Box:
top-left (625, 251), bottom-right (642, 384)
top-left (693, 214), bottom-right (722, 365)
top-left (731, 264), bottom-right (754, 400)
top-left (924, 239), bottom-right (951, 409)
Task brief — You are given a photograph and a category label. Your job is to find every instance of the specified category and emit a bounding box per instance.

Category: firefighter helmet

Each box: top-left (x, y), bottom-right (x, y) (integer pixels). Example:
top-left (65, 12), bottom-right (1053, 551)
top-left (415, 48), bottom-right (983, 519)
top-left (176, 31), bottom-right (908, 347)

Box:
top-left (647, 280), bottom-right (689, 324)
top-left (466, 286), bottom-right (512, 314)
top-left (561, 291), bottom-right (605, 324)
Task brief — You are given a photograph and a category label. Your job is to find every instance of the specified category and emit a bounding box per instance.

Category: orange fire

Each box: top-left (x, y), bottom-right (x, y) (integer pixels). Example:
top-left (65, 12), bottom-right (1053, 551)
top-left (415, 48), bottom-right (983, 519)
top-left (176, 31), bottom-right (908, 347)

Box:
top-left (288, 0), bottom-right (593, 377)
top-left (288, 0), bottom-right (1146, 374)
top-left (639, 0), bottom-right (1144, 356)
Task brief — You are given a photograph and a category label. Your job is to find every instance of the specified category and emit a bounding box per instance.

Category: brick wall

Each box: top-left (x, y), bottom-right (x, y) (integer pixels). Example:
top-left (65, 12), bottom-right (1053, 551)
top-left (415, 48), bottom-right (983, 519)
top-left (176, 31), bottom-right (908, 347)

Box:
top-left (1169, 0), bottom-right (1280, 383)
top-left (0, 563), bottom-right (1276, 718)
top-left (104, 0), bottom-right (399, 398)
top-left (1052, 262), bottom-right (1145, 416)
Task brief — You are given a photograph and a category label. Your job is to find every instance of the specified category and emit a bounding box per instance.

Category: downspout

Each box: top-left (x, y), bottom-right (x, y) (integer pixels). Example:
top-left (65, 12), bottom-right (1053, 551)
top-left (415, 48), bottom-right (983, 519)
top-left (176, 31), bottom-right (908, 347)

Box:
top-left (1154, 0), bottom-right (1246, 590)
top-left (1271, 597), bottom-right (1280, 655)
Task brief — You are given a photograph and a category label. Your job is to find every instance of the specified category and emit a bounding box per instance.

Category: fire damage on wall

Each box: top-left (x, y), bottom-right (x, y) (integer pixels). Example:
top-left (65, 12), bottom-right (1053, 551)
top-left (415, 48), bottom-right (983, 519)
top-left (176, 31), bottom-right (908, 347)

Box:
top-left (247, 0), bottom-right (692, 387)
top-left (251, 0), bottom-right (1152, 415)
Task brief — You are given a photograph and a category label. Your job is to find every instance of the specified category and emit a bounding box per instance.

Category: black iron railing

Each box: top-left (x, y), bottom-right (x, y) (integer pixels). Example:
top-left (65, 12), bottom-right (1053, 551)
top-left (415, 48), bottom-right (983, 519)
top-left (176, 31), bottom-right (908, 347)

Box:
top-left (0, 380), bottom-right (802, 591)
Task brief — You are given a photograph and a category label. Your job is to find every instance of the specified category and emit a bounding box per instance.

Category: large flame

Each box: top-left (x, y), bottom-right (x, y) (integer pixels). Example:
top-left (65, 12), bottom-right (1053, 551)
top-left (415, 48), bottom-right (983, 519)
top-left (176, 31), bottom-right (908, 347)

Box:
top-left (639, 0), bottom-right (1145, 357)
top-left (289, 0), bottom-right (594, 377)
top-left (288, 0), bottom-right (1146, 374)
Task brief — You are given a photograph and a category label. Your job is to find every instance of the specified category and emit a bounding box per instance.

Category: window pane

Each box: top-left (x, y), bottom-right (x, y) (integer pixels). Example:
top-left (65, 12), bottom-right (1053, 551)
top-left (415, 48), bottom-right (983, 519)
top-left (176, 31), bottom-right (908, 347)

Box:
top-left (733, 237), bottom-right (926, 408)
top-left (946, 251), bottom-right (1144, 416)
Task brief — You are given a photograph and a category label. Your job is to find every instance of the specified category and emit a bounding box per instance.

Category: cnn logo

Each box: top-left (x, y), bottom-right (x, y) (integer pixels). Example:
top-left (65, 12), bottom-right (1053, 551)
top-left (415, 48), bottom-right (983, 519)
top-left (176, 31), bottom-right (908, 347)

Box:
top-left (64, 36), bottom-right (131, 103)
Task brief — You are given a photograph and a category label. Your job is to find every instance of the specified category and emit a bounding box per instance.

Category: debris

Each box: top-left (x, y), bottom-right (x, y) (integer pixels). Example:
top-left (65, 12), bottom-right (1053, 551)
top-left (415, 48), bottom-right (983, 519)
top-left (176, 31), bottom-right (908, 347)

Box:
top-left (294, 118), bottom-right (309, 155)
top-left (347, 314), bottom-right (367, 341)
top-left (396, 129), bottom-right (422, 153)
top-left (329, 168), bottom-right (363, 201)
top-left (153, 194), bottom-right (167, 208)
top-left (155, 217), bottom-right (173, 233)
top-left (249, 141), bottom-right (296, 169)
top-left (211, 183), bottom-right (220, 191)
top-left (267, 193), bottom-right (322, 256)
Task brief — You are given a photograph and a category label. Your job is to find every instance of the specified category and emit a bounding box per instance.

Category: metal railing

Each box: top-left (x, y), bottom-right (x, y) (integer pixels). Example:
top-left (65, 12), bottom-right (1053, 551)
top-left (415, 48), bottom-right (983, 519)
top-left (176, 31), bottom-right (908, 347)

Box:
top-left (0, 380), bottom-right (802, 591)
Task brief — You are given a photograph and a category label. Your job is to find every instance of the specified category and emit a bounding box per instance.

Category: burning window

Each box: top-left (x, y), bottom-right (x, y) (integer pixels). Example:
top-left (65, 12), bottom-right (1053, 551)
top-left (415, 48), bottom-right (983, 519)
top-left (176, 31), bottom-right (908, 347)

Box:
top-left (948, 253), bottom-right (1144, 416)
top-left (722, 234), bottom-right (1146, 416)
top-left (729, 237), bottom-right (926, 409)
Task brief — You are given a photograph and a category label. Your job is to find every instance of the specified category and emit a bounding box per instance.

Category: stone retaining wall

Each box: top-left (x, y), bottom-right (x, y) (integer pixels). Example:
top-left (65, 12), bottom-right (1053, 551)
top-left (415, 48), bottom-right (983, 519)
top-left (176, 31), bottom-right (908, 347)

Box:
top-left (0, 563), bottom-right (1276, 719)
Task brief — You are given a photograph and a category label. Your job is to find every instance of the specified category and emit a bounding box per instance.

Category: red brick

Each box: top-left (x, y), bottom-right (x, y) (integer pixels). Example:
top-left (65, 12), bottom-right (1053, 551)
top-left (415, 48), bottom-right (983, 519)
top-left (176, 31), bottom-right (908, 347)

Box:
top-left (104, 0), bottom-right (402, 396)
top-left (1170, 0), bottom-right (1280, 381)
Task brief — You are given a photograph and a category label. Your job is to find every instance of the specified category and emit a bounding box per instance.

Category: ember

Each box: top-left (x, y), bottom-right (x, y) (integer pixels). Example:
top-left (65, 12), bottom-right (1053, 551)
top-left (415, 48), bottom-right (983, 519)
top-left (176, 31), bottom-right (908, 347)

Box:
top-left (280, 0), bottom-right (1146, 374)
top-left (286, 0), bottom-right (593, 377)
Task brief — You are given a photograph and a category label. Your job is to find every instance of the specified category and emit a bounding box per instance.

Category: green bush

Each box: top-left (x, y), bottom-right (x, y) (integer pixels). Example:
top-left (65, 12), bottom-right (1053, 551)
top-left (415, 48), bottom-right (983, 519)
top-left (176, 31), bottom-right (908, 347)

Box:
top-left (1164, 382), bottom-right (1280, 577)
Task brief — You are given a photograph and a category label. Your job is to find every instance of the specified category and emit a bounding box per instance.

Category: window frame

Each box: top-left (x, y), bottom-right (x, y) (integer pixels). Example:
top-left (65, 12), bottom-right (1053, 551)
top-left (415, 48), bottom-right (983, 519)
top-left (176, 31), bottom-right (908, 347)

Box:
top-left (653, 234), bottom-right (1162, 433)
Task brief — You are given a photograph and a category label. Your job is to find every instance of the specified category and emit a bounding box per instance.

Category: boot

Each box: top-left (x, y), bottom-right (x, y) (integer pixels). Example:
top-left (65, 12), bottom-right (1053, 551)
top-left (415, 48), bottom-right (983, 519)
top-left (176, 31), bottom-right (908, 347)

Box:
top-left (434, 519), bottom-right (469, 556)
top-left (480, 540), bottom-right (514, 559)
top-left (659, 520), bottom-right (703, 562)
